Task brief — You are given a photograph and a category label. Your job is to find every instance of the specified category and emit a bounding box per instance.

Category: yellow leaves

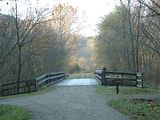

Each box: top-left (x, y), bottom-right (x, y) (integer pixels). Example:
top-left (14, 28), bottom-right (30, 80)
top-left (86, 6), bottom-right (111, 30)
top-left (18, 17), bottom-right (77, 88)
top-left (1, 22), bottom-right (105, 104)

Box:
top-left (87, 37), bottom-right (96, 50)
top-left (50, 3), bottom-right (78, 33)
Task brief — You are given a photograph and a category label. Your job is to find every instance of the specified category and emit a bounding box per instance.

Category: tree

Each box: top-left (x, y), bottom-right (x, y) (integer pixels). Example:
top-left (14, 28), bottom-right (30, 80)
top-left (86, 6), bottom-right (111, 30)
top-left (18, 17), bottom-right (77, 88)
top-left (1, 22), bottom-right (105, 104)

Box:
top-left (44, 3), bottom-right (80, 71)
top-left (96, 5), bottom-right (134, 71)
top-left (95, 2), bottom-right (160, 87)
top-left (0, 1), bottom-right (54, 83)
top-left (138, 0), bottom-right (160, 56)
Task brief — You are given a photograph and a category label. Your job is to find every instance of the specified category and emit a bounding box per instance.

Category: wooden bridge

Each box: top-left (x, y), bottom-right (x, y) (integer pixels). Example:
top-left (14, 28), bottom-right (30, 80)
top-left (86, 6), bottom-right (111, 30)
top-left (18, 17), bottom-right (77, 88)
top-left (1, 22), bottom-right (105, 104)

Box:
top-left (95, 68), bottom-right (143, 88)
top-left (1, 72), bottom-right (67, 96)
top-left (0, 68), bottom-right (143, 96)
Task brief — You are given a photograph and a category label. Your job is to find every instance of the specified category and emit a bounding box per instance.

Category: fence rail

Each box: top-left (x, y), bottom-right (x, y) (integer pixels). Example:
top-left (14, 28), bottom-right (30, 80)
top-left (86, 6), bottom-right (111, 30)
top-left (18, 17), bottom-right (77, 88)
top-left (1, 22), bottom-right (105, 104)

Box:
top-left (36, 72), bottom-right (66, 89)
top-left (1, 72), bottom-right (67, 96)
top-left (1, 79), bottom-right (36, 96)
top-left (95, 68), bottom-right (143, 88)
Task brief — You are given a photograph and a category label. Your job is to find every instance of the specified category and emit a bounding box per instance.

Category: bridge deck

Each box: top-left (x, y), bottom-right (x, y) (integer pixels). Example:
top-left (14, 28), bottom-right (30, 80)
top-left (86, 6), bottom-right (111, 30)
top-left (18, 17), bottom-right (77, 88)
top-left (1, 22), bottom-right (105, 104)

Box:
top-left (56, 78), bottom-right (100, 86)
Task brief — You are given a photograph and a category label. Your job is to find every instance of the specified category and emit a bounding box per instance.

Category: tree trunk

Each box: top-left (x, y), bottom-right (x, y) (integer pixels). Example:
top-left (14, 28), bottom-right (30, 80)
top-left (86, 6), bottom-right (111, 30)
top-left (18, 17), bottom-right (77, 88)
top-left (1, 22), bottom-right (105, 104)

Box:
top-left (15, 0), bottom-right (21, 94)
top-left (128, 0), bottom-right (136, 72)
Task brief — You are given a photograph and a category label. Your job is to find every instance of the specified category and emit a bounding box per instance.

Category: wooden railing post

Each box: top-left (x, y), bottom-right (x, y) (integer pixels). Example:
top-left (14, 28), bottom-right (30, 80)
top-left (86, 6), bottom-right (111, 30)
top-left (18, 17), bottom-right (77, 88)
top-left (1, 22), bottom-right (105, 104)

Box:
top-left (34, 79), bottom-right (37, 91)
top-left (102, 68), bottom-right (106, 86)
top-left (116, 83), bottom-right (119, 94)
top-left (1, 84), bottom-right (3, 96)
top-left (136, 72), bottom-right (143, 88)
top-left (136, 73), bottom-right (138, 87)
top-left (142, 73), bottom-right (144, 88)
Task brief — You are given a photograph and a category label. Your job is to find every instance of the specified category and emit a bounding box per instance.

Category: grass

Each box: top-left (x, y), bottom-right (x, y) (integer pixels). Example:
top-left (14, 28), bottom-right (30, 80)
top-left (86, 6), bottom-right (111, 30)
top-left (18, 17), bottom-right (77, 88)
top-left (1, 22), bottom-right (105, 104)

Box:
top-left (96, 86), bottom-right (160, 95)
top-left (0, 85), bottom-right (55, 100)
top-left (108, 98), bottom-right (160, 120)
top-left (0, 104), bottom-right (30, 120)
top-left (68, 72), bottom-right (95, 79)
top-left (96, 86), bottom-right (115, 94)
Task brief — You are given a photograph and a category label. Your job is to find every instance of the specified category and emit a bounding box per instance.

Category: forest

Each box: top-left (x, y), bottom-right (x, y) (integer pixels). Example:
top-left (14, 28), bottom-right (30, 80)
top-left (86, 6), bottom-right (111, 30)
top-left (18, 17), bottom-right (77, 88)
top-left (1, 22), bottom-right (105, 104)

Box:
top-left (0, 1), bottom-right (80, 84)
top-left (95, 0), bottom-right (160, 88)
top-left (0, 0), bottom-right (160, 88)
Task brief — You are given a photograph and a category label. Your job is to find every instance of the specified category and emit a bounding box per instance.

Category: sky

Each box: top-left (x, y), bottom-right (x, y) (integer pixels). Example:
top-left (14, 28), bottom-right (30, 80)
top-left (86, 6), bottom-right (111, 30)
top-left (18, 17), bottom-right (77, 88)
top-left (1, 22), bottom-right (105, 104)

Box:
top-left (0, 0), bottom-right (119, 36)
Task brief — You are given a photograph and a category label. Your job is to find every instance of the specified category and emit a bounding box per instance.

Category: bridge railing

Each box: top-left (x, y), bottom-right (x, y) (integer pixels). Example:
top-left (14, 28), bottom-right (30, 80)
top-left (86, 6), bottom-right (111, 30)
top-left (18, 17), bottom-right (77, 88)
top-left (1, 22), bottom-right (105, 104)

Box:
top-left (1, 72), bottom-right (67, 96)
top-left (95, 69), bottom-right (143, 88)
top-left (36, 72), bottom-right (66, 89)
top-left (95, 69), bottom-right (103, 80)
top-left (1, 79), bottom-right (36, 96)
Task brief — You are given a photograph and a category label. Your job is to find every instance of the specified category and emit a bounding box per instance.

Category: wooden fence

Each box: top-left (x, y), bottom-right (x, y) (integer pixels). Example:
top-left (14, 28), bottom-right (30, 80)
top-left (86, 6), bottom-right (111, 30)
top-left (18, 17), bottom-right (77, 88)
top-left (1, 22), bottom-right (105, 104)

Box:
top-left (95, 68), bottom-right (143, 88)
top-left (1, 72), bottom-right (67, 96)
top-left (1, 79), bottom-right (36, 96)
top-left (36, 72), bottom-right (66, 89)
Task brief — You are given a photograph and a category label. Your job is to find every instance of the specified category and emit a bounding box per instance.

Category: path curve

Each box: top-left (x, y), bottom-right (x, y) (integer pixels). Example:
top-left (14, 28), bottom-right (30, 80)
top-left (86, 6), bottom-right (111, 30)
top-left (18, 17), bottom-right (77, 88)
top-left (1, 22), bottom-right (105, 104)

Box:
top-left (0, 79), bottom-right (128, 120)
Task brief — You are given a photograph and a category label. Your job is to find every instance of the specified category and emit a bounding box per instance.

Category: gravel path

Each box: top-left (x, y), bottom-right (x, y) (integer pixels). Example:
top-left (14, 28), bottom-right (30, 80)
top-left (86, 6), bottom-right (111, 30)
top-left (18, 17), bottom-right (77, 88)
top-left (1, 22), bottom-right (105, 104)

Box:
top-left (0, 85), bottom-right (128, 120)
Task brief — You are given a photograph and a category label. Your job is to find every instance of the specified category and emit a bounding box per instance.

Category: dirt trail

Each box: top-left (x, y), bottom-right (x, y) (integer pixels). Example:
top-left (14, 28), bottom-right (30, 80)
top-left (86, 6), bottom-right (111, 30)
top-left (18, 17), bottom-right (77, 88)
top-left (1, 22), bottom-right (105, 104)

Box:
top-left (0, 85), bottom-right (128, 120)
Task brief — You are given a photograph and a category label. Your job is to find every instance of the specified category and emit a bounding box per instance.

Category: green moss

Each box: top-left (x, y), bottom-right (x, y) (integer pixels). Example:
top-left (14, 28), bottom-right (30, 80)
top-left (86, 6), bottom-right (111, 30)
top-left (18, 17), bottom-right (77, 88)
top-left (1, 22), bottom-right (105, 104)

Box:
top-left (96, 86), bottom-right (115, 94)
top-left (120, 87), bottom-right (160, 94)
top-left (0, 104), bottom-right (30, 120)
top-left (109, 99), bottom-right (160, 120)
top-left (96, 86), bottom-right (160, 95)
top-left (69, 73), bottom-right (95, 79)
